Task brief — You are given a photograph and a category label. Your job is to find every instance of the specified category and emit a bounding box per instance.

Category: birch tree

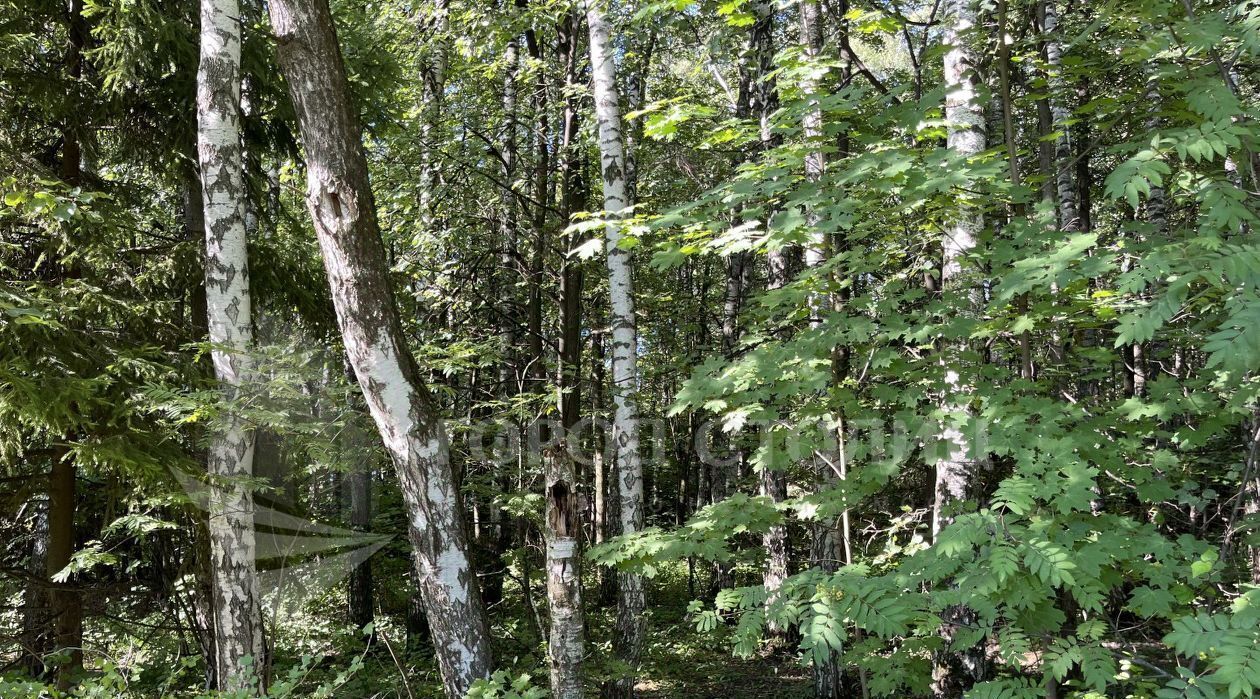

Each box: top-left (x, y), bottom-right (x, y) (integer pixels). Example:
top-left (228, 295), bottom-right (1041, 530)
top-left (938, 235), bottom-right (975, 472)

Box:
top-left (932, 0), bottom-right (989, 695)
top-left (586, 2), bottom-right (645, 695)
top-left (1042, 0), bottom-right (1078, 231)
top-left (417, 0), bottom-right (450, 236)
top-left (796, 3), bottom-right (849, 692)
top-left (196, 0), bottom-right (264, 685)
top-left (543, 13), bottom-right (587, 695)
top-left (266, 0), bottom-right (493, 694)
top-left (741, 1), bottom-right (791, 618)
top-left (933, 0), bottom-right (985, 544)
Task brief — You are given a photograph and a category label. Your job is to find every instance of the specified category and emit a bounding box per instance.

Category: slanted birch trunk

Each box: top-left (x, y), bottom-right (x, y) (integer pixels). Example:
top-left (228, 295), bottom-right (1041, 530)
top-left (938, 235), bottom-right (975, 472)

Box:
top-left (587, 2), bottom-right (645, 696)
top-left (196, 0), bottom-right (264, 685)
top-left (267, 0), bottom-right (493, 694)
top-left (932, 0), bottom-right (989, 696)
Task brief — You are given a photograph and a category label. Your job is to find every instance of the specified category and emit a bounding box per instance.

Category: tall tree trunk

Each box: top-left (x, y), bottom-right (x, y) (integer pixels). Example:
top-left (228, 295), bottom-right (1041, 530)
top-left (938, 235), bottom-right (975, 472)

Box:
top-left (587, 3), bottom-right (645, 696)
top-left (182, 176), bottom-right (220, 691)
top-left (417, 0), bottom-right (450, 234)
top-left (1034, 1), bottom-right (1056, 208)
top-left (593, 332), bottom-right (619, 606)
top-left (341, 358), bottom-right (375, 635)
top-left (798, 0), bottom-right (825, 191)
top-left (593, 331), bottom-right (608, 547)
top-left (44, 4), bottom-right (88, 687)
top-left (267, 0), bottom-right (493, 694)
top-left (481, 19), bottom-right (522, 611)
top-left (1042, 0), bottom-right (1078, 231)
top-left (796, 1), bottom-right (851, 692)
top-left (47, 457), bottom-right (82, 690)
top-left (997, 0), bottom-right (1034, 381)
top-left (196, 0), bottom-right (264, 685)
top-left (61, 0), bottom-right (85, 185)
top-left (523, 18), bottom-right (549, 400)
top-left (753, 0), bottom-right (789, 633)
top-left (712, 189), bottom-right (748, 599)
top-left (347, 462), bottom-right (375, 632)
top-left (190, 519), bottom-right (220, 690)
top-left (1124, 77), bottom-right (1163, 397)
top-left (931, 1), bottom-right (989, 696)
top-left (20, 494), bottom-right (50, 677)
top-left (545, 12), bottom-right (587, 696)
top-left (933, 0), bottom-right (985, 546)
top-left (623, 31), bottom-right (655, 205)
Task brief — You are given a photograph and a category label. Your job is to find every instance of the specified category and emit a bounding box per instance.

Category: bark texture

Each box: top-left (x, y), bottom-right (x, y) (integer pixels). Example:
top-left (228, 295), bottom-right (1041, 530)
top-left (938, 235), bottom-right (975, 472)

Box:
top-left (416, 0), bottom-right (449, 236)
top-left (47, 458), bottom-right (82, 689)
top-left (546, 16), bottom-right (588, 691)
top-left (545, 448), bottom-right (584, 698)
top-left (347, 462), bottom-right (374, 632)
top-left (196, 0), bottom-right (264, 685)
top-left (796, 1), bottom-right (849, 691)
top-left (933, 0), bottom-right (985, 543)
top-left (1042, 0), bottom-right (1078, 231)
top-left (267, 0), bottom-right (493, 694)
top-left (932, 2), bottom-right (989, 696)
top-left (587, 2), bottom-right (645, 696)
top-left (750, 1), bottom-right (789, 621)
top-left (20, 495), bottom-right (50, 677)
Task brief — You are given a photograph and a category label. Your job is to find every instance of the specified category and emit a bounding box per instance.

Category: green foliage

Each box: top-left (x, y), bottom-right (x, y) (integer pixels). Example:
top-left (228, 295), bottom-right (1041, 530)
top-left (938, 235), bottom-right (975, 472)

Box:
top-left (3, 0), bottom-right (1260, 696)
top-left (1164, 592), bottom-right (1260, 699)
top-left (464, 672), bottom-right (546, 699)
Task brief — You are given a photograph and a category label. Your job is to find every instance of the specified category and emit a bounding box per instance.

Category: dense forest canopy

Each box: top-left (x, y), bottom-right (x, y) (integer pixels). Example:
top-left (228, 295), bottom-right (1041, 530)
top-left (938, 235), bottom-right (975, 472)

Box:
top-left (2, 0), bottom-right (1260, 697)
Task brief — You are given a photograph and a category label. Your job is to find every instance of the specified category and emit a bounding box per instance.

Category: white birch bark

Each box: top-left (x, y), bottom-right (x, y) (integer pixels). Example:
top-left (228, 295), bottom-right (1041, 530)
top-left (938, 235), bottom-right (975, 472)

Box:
top-left (934, 0), bottom-right (985, 542)
top-left (799, 0), bottom-right (825, 226)
top-left (1042, 0), bottom-right (1078, 231)
top-left (587, 2), bottom-right (645, 696)
top-left (932, 3), bottom-right (989, 696)
top-left (544, 448), bottom-right (583, 698)
top-left (795, 3), bottom-right (850, 692)
top-left (196, 0), bottom-right (264, 686)
top-left (267, 0), bottom-right (492, 694)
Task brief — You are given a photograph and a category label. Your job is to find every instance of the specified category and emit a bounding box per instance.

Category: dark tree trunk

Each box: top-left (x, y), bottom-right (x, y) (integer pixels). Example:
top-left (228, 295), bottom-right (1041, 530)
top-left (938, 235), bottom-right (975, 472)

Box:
top-left (47, 458), bottom-right (82, 690)
top-left (20, 495), bottom-right (50, 677)
top-left (545, 13), bottom-right (588, 696)
top-left (347, 463), bottom-right (374, 633)
top-left (61, 0), bottom-right (85, 186)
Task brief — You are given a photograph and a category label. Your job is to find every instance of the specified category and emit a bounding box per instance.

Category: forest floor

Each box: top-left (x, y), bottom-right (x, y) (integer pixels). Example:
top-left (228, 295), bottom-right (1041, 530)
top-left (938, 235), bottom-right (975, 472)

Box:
top-left (619, 562), bottom-right (813, 699)
top-left (635, 653), bottom-right (812, 698)
top-left (0, 556), bottom-right (812, 697)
